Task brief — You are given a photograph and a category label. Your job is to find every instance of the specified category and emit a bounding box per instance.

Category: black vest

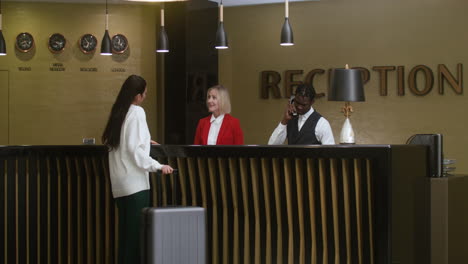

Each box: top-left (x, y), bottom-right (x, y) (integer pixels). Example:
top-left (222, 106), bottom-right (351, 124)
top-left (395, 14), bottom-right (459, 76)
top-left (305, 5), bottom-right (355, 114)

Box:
top-left (287, 111), bottom-right (322, 145)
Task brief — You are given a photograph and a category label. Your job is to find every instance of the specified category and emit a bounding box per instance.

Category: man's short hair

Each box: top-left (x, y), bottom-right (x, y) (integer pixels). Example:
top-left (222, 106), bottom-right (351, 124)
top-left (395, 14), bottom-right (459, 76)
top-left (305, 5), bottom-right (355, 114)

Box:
top-left (295, 84), bottom-right (316, 101)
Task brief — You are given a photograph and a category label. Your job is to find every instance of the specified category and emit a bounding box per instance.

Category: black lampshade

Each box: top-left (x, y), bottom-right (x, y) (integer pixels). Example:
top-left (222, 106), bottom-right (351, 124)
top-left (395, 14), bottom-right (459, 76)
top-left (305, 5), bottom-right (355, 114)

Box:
top-left (100, 29), bottom-right (112, 55)
top-left (329, 68), bottom-right (365, 102)
top-left (0, 30), bottom-right (6, 55)
top-left (156, 26), bottom-right (169, 53)
top-left (215, 21), bottom-right (228, 49)
top-left (280, 17), bottom-right (294, 46)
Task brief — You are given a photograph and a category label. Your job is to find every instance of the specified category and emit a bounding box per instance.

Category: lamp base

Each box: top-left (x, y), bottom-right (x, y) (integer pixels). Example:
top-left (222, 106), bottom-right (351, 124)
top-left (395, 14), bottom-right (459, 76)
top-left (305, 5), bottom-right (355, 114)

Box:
top-left (340, 117), bottom-right (355, 144)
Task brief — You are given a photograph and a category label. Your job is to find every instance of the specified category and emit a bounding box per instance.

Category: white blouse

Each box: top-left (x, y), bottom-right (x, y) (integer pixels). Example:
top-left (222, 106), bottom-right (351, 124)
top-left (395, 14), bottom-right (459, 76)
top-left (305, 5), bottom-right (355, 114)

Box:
top-left (207, 114), bottom-right (225, 145)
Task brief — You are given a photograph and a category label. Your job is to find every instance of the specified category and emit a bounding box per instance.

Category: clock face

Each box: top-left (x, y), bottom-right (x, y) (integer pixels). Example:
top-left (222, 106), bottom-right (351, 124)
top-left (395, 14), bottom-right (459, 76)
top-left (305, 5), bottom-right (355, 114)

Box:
top-left (111, 34), bottom-right (129, 54)
top-left (79, 34), bottom-right (98, 54)
top-left (48, 33), bottom-right (67, 53)
top-left (16, 32), bottom-right (35, 53)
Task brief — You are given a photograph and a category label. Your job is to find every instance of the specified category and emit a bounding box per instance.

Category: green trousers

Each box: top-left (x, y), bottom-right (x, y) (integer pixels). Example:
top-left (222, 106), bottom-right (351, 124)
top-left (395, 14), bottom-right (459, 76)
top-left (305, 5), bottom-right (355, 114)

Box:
top-left (115, 190), bottom-right (150, 264)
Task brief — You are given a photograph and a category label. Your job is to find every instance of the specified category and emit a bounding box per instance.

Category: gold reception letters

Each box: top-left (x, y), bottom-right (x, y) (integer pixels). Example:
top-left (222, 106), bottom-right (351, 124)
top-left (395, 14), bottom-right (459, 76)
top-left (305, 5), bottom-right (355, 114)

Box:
top-left (261, 64), bottom-right (463, 99)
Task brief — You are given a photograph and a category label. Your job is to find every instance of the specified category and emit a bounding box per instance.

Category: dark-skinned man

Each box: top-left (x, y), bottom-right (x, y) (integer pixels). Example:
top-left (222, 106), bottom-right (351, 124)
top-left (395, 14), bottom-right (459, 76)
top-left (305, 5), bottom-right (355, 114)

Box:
top-left (268, 84), bottom-right (335, 145)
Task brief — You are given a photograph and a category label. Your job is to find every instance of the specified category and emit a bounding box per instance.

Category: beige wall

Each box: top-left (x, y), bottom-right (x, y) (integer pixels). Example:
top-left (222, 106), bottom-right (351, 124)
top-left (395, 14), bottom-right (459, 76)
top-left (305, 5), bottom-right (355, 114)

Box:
top-left (0, 2), bottom-right (159, 145)
top-left (219, 0), bottom-right (468, 173)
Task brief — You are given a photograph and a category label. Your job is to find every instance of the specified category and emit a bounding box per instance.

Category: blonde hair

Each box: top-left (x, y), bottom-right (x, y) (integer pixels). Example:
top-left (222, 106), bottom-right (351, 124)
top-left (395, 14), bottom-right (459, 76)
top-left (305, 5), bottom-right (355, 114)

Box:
top-left (207, 85), bottom-right (231, 114)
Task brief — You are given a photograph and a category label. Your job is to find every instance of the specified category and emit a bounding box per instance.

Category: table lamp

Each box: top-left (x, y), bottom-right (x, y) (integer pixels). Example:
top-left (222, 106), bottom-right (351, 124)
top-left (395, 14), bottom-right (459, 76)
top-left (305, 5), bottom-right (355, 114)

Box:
top-left (328, 65), bottom-right (365, 144)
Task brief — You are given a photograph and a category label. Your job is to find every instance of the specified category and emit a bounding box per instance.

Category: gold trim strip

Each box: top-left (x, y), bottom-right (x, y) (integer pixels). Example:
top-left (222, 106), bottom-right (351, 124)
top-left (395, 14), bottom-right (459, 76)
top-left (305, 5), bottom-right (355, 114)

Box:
top-left (354, 159), bottom-right (363, 264)
top-left (261, 158), bottom-right (272, 264)
top-left (168, 157), bottom-right (177, 205)
top-left (37, 159), bottom-right (41, 264)
top-left (250, 158), bottom-right (261, 264)
top-left (342, 159), bottom-right (351, 264)
top-left (318, 158), bottom-right (329, 264)
top-left (187, 158), bottom-right (198, 206)
top-left (66, 157), bottom-right (72, 264)
top-left (239, 158), bottom-right (251, 264)
top-left (306, 158), bottom-right (317, 264)
top-left (47, 158), bottom-right (51, 264)
top-left (15, 159), bottom-right (18, 264)
top-left (283, 158), bottom-right (294, 264)
top-left (4, 159), bottom-right (8, 264)
top-left (75, 158), bottom-right (82, 264)
top-left (366, 159), bottom-right (374, 264)
top-left (101, 157), bottom-right (111, 264)
top-left (114, 205), bottom-right (119, 264)
top-left (197, 158), bottom-right (208, 215)
top-left (84, 157), bottom-right (93, 264)
top-left (294, 158), bottom-right (305, 264)
top-left (272, 158), bottom-right (283, 264)
top-left (150, 172), bottom-right (157, 206)
top-left (57, 157), bottom-right (62, 264)
top-left (176, 158), bottom-right (187, 206)
top-left (160, 167), bottom-right (167, 206)
top-left (92, 158), bottom-right (102, 264)
top-left (26, 159), bottom-right (30, 264)
top-left (3, 159), bottom-right (8, 263)
top-left (26, 159), bottom-right (31, 264)
top-left (228, 158), bottom-right (240, 264)
top-left (207, 158), bottom-right (219, 264)
top-left (218, 158), bottom-right (229, 264)
top-left (330, 159), bottom-right (340, 264)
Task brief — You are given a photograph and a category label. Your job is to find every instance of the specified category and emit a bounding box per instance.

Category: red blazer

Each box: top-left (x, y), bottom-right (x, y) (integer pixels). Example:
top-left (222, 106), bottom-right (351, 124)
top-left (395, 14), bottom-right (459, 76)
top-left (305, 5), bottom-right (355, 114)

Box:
top-left (193, 114), bottom-right (244, 145)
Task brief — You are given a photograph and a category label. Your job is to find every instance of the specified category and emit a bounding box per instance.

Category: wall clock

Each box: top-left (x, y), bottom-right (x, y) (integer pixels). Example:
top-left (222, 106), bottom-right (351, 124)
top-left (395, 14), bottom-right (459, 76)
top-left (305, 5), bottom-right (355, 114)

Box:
top-left (48, 33), bottom-right (67, 53)
top-left (15, 32), bottom-right (35, 53)
top-left (79, 34), bottom-right (98, 54)
top-left (111, 34), bottom-right (129, 54)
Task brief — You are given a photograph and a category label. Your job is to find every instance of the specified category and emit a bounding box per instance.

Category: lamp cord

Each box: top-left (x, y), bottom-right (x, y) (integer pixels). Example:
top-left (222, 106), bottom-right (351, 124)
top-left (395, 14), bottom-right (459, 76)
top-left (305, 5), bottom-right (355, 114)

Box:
top-left (105, 0), bottom-right (108, 30)
top-left (0, 0), bottom-right (3, 30)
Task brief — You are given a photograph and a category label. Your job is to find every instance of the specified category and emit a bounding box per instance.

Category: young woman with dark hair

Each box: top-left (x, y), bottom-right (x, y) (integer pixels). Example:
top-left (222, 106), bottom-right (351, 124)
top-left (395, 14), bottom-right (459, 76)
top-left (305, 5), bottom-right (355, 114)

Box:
top-left (102, 74), bottom-right (173, 264)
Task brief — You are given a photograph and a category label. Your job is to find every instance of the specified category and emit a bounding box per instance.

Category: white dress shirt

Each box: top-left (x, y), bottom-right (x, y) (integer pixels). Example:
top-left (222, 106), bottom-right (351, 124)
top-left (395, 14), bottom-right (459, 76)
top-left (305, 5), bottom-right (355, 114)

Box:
top-left (207, 114), bottom-right (225, 145)
top-left (268, 107), bottom-right (335, 145)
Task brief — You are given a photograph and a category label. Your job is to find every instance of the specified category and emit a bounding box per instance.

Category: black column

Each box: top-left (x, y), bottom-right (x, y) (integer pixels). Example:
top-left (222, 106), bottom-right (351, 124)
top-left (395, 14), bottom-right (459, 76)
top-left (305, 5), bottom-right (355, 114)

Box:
top-left (162, 0), bottom-right (219, 144)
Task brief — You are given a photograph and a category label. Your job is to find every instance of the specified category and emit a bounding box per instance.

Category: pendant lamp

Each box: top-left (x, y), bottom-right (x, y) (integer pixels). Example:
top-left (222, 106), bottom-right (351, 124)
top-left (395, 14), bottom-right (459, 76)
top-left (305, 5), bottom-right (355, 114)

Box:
top-left (215, 0), bottom-right (228, 49)
top-left (156, 5), bottom-right (169, 53)
top-left (100, 0), bottom-right (112, 55)
top-left (280, 0), bottom-right (294, 46)
top-left (0, 0), bottom-right (6, 56)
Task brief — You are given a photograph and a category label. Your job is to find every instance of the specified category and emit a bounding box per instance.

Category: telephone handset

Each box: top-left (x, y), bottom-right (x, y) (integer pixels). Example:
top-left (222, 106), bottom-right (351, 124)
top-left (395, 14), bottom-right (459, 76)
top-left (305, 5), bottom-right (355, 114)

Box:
top-left (289, 95), bottom-right (297, 116)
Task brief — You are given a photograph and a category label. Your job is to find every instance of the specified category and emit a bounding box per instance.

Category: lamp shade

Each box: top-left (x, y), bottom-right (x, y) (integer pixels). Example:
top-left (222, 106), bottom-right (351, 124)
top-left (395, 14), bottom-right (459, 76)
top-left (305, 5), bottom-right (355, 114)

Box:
top-left (0, 30), bottom-right (6, 55)
top-left (280, 17), bottom-right (294, 46)
top-left (329, 68), bottom-right (365, 102)
top-left (215, 21), bottom-right (228, 49)
top-left (100, 29), bottom-right (112, 55)
top-left (156, 26), bottom-right (169, 52)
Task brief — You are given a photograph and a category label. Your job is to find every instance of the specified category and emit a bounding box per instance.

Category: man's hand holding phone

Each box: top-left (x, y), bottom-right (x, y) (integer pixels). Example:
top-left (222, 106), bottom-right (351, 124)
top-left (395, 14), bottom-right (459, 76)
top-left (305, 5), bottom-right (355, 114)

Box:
top-left (281, 95), bottom-right (297, 125)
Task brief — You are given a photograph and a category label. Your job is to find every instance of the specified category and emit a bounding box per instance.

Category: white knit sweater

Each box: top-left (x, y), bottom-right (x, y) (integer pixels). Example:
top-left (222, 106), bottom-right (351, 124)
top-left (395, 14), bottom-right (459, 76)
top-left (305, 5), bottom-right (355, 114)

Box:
top-left (109, 104), bottom-right (163, 198)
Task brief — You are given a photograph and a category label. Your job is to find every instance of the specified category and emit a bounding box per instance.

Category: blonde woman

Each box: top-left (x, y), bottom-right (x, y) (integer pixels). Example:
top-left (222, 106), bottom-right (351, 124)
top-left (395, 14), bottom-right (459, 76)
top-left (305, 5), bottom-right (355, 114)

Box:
top-left (194, 85), bottom-right (244, 145)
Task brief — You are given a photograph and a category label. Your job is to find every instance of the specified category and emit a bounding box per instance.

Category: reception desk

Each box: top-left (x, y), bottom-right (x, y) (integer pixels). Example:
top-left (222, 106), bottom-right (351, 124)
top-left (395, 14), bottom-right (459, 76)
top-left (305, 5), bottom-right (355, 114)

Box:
top-left (0, 145), bottom-right (430, 264)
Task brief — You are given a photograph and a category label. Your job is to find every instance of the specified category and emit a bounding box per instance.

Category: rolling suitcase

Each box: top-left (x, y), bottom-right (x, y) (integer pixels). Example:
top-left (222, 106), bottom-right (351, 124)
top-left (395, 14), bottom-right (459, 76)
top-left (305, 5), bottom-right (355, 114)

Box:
top-left (141, 169), bottom-right (206, 264)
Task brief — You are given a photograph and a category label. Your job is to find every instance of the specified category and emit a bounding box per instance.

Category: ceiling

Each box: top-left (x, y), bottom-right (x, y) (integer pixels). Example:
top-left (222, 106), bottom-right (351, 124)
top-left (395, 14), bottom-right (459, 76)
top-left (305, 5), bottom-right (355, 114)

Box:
top-left (4, 0), bottom-right (319, 6)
